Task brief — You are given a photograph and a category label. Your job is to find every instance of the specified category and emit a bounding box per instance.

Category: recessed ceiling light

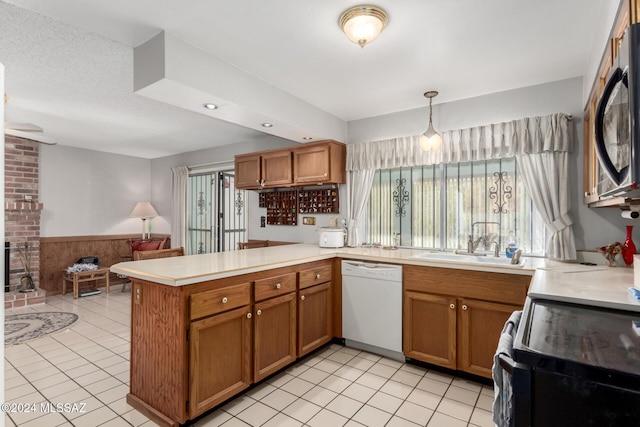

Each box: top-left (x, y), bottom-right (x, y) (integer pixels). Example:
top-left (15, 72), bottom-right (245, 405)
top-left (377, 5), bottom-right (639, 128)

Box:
top-left (303, 137), bottom-right (313, 140)
top-left (203, 103), bottom-right (218, 110)
top-left (261, 123), bottom-right (273, 128)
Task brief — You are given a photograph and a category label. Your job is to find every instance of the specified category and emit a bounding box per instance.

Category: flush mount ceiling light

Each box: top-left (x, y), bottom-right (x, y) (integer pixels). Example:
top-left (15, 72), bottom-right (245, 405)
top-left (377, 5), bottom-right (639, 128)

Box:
top-left (261, 123), bottom-right (273, 128)
top-left (302, 136), bottom-right (314, 140)
top-left (202, 103), bottom-right (218, 110)
top-left (339, 5), bottom-right (388, 48)
top-left (419, 91), bottom-right (443, 151)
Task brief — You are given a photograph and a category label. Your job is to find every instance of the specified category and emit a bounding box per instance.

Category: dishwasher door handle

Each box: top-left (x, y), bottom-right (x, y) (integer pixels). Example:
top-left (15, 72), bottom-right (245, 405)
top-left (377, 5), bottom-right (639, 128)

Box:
top-left (344, 261), bottom-right (401, 271)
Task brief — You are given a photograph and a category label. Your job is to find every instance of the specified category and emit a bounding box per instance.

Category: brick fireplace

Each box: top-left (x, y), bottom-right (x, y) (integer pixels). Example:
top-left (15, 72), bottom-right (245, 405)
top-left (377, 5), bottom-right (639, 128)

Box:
top-left (4, 134), bottom-right (46, 306)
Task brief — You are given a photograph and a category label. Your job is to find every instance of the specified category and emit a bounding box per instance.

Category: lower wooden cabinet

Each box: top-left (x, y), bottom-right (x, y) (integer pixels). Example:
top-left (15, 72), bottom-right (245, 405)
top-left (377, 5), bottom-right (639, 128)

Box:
top-left (403, 264), bottom-right (529, 379)
top-left (403, 291), bottom-right (457, 369)
top-left (458, 298), bottom-right (521, 377)
top-left (189, 305), bottom-right (252, 417)
top-left (298, 281), bottom-right (332, 357)
top-left (254, 292), bottom-right (297, 382)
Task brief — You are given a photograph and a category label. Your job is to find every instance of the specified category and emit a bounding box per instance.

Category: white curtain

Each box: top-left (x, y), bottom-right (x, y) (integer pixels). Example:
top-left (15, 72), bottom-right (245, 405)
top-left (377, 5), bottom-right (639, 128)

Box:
top-left (346, 112), bottom-right (576, 260)
top-left (515, 115), bottom-right (576, 260)
top-left (345, 169), bottom-right (376, 247)
top-left (171, 166), bottom-right (189, 249)
top-left (346, 113), bottom-right (572, 170)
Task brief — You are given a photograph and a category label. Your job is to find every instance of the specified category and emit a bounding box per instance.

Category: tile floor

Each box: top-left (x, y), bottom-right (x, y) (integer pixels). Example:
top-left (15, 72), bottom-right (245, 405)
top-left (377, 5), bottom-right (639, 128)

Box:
top-left (4, 288), bottom-right (495, 427)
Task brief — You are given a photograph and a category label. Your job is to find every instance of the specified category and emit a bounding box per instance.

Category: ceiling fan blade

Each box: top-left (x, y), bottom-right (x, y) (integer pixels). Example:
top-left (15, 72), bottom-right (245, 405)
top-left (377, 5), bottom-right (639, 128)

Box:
top-left (4, 128), bottom-right (57, 145)
top-left (4, 122), bottom-right (43, 132)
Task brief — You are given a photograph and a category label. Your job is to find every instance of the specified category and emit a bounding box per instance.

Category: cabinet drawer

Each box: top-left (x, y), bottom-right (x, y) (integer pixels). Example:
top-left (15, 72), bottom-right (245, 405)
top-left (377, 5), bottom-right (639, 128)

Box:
top-left (190, 283), bottom-right (251, 320)
top-left (255, 273), bottom-right (297, 302)
top-left (299, 265), bottom-right (332, 289)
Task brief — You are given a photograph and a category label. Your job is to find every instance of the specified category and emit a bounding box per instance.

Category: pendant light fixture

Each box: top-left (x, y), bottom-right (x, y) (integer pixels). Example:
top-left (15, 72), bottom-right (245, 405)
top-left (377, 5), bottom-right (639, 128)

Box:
top-left (419, 91), bottom-right (443, 151)
top-left (339, 5), bottom-right (388, 48)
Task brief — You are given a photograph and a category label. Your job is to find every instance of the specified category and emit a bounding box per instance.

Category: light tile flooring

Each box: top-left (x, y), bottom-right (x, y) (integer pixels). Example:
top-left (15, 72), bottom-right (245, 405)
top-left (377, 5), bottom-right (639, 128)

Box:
top-left (4, 289), bottom-right (494, 427)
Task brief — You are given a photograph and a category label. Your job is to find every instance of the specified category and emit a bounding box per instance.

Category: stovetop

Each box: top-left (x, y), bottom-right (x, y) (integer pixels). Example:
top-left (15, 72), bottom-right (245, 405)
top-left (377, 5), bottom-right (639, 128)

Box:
top-left (519, 299), bottom-right (640, 375)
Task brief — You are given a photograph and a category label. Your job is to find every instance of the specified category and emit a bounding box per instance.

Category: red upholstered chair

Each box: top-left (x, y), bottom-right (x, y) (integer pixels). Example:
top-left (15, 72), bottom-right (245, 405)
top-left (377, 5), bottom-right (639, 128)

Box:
top-left (122, 238), bottom-right (167, 292)
top-left (128, 238), bottom-right (168, 259)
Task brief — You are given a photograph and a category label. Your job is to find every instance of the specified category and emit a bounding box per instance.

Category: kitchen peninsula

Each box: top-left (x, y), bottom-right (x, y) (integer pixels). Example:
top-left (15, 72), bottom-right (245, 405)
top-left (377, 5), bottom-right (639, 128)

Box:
top-left (111, 244), bottom-right (640, 426)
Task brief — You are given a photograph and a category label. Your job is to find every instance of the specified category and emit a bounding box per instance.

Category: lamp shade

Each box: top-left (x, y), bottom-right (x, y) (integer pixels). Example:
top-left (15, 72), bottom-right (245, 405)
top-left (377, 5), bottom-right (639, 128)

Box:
top-left (339, 5), bottom-right (388, 48)
top-left (419, 124), bottom-right (443, 151)
top-left (129, 202), bottom-right (158, 218)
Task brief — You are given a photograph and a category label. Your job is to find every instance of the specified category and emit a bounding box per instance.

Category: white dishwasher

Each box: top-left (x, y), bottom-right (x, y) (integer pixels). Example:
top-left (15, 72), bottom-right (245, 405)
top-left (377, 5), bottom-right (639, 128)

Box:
top-left (341, 260), bottom-right (404, 361)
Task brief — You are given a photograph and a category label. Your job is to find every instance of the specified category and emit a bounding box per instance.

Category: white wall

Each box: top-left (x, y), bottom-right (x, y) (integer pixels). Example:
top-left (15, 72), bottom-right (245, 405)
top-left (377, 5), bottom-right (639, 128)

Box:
top-left (40, 145), bottom-right (151, 237)
top-left (348, 77), bottom-right (624, 252)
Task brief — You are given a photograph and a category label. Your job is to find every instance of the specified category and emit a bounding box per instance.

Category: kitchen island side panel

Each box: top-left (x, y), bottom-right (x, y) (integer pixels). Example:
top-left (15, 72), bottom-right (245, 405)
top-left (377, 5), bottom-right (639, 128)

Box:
top-left (129, 279), bottom-right (188, 425)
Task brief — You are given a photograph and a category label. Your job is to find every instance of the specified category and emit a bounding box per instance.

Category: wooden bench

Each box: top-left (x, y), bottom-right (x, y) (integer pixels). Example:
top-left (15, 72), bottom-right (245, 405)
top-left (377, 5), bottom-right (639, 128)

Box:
top-left (62, 268), bottom-right (110, 299)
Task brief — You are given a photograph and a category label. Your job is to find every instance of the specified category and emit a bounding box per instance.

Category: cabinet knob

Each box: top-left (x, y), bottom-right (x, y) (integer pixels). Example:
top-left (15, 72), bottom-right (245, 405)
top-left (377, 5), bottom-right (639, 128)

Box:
top-left (257, 309), bottom-right (262, 316)
top-left (275, 283), bottom-right (281, 289)
top-left (301, 295), bottom-right (306, 301)
top-left (449, 303), bottom-right (455, 310)
top-left (222, 297), bottom-right (228, 304)
top-left (315, 273), bottom-right (321, 280)
top-left (462, 304), bottom-right (468, 311)
top-left (247, 313), bottom-right (252, 319)
top-left (323, 172), bottom-right (328, 176)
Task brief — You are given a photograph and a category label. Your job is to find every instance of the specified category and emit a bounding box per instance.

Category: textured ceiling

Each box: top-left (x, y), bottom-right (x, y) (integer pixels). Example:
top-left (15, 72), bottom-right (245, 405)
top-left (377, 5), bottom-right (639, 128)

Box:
top-left (1, 0), bottom-right (606, 159)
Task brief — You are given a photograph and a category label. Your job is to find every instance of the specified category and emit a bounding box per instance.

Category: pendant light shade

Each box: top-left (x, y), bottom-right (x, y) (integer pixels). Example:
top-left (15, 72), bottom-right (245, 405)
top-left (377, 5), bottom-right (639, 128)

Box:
top-left (419, 91), bottom-right (443, 151)
top-left (339, 5), bottom-right (388, 48)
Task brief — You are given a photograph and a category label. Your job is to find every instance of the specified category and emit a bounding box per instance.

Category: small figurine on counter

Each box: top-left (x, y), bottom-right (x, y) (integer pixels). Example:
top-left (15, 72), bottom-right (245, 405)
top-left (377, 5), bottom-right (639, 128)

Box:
top-left (598, 242), bottom-right (622, 267)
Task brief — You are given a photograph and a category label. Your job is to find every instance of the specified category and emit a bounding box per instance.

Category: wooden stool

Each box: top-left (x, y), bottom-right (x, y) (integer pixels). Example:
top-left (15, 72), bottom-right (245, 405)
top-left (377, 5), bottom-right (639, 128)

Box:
top-left (62, 268), bottom-right (110, 299)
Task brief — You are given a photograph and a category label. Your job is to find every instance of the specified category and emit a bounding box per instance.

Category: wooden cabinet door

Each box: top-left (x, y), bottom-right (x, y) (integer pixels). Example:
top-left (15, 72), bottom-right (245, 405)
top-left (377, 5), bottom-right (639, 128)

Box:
top-left (458, 298), bottom-right (519, 378)
top-left (298, 281), bottom-right (332, 357)
top-left (235, 154), bottom-right (262, 189)
top-left (254, 292), bottom-right (297, 381)
top-left (262, 151), bottom-right (293, 187)
top-left (189, 306), bottom-right (252, 417)
top-left (293, 144), bottom-right (331, 184)
top-left (403, 291), bottom-right (457, 370)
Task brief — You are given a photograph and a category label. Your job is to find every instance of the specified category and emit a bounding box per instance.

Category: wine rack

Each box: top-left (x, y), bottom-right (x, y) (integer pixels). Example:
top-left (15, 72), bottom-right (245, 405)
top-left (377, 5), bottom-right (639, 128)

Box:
top-left (264, 190), bottom-right (298, 225)
top-left (258, 188), bottom-right (339, 225)
top-left (298, 188), bottom-right (339, 213)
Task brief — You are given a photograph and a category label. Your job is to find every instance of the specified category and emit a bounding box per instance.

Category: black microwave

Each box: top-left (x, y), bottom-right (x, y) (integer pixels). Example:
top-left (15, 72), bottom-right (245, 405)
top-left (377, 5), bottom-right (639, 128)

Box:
top-left (595, 23), bottom-right (640, 197)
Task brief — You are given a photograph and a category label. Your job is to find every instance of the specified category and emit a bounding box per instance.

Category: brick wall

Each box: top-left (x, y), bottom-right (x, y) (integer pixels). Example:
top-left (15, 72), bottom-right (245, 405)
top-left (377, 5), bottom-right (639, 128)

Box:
top-left (4, 135), bottom-right (41, 292)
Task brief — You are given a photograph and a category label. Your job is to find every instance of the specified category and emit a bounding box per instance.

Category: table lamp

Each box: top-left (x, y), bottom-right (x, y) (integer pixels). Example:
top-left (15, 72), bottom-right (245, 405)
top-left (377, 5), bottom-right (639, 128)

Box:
top-left (130, 202), bottom-right (158, 240)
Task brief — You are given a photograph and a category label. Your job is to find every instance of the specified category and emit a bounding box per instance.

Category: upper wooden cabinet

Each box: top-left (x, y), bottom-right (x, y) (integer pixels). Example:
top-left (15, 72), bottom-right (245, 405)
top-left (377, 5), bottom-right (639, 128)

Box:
top-left (262, 150), bottom-right (294, 188)
top-left (235, 140), bottom-right (346, 190)
top-left (234, 151), bottom-right (293, 189)
top-left (235, 154), bottom-right (262, 189)
top-left (293, 140), bottom-right (346, 185)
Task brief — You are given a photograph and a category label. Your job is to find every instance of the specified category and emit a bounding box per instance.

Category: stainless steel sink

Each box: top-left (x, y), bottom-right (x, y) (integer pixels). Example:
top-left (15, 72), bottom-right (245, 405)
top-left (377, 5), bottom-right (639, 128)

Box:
top-left (410, 251), bottom-right (525, 268)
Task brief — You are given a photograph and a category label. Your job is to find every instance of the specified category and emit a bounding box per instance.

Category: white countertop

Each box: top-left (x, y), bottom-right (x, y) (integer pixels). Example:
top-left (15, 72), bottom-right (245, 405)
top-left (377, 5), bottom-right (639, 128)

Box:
top-left (110, 243), bottom-right (640, 312)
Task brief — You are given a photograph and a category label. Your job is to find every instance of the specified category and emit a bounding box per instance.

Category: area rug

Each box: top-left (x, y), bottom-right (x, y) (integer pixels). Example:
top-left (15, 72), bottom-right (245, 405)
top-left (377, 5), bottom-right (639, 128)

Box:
top-left (5, 312), bottom-right (79, 346)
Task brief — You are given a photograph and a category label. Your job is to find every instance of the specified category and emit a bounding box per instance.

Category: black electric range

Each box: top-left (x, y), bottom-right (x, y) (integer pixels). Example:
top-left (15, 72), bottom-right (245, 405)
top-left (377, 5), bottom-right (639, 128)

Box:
top-left (511, 298), bottom-right (640, 427)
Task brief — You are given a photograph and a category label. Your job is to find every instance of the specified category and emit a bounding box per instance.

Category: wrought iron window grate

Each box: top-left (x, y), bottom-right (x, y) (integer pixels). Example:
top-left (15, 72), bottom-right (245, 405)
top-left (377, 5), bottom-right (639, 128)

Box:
top-left (366, 158), bottom-right (546, 254)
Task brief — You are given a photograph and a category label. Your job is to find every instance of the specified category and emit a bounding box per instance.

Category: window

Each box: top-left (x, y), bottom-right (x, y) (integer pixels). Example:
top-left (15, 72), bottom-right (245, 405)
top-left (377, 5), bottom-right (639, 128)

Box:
top-left (366, 158), bottom-right (546, 255)
top-left (187, 170), bottom-right (248, 254)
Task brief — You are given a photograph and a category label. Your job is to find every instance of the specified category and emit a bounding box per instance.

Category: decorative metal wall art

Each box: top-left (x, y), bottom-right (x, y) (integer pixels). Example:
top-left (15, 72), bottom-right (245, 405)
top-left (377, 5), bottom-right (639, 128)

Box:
top-left (488, 171), bottom-right (512, 213)
top-left (235, 191), bottom-right (244, 216)
top-left (393, 178), bottom-right (410, 217)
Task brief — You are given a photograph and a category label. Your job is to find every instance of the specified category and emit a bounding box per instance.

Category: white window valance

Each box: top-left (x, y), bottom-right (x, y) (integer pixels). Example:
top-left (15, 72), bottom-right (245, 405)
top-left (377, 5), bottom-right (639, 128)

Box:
top-left (346, 112), bottom-right (572, 171)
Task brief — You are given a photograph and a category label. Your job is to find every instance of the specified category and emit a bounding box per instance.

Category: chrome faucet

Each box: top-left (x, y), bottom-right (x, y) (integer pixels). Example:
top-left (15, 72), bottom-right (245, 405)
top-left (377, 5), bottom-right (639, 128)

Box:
top-left (468, 221), bottom-right (501, 253)
top-left (467, 235), bottom-right (485, 253)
